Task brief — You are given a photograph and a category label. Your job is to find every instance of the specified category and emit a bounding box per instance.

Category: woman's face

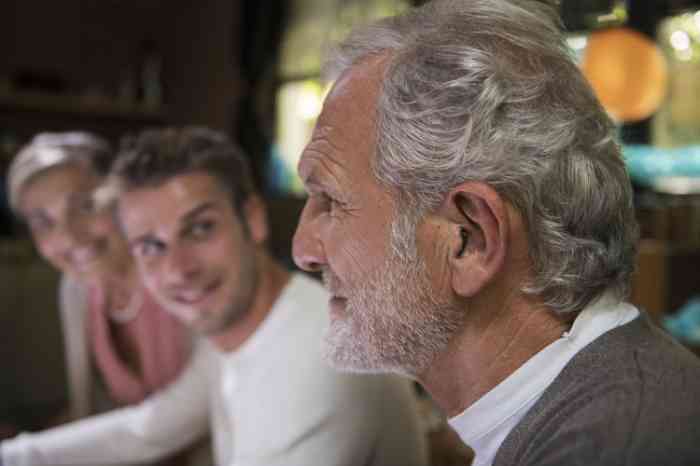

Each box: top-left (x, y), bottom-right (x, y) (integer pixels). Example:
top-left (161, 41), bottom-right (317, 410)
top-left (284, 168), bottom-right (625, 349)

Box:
top-left (18, 162), bottom-right (130, 281)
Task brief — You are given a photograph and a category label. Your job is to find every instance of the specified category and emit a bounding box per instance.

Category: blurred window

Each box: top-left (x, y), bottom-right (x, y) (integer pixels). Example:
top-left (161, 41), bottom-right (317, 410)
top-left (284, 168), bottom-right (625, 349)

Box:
top-left (272, 0), bottom-right (409, 195)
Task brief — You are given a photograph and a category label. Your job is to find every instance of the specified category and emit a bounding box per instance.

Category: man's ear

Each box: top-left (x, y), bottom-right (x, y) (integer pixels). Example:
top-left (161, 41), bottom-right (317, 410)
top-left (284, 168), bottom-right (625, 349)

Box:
top-left (242, 195), bottom-right (269, 245)
top-left (441, 182), bottom-right (509, 298)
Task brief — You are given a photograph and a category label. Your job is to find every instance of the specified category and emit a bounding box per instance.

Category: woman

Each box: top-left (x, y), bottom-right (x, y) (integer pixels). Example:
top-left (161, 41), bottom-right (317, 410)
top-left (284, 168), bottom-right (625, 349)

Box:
top-left (7, 131), bottom-right (191, 432)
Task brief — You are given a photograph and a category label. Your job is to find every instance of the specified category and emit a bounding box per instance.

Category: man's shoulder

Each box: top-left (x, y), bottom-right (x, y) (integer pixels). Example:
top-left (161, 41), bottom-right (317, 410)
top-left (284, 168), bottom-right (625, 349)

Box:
top-left (496, 315), bottom-right (700, 465)
top-left (560, 314), bottom-right (700, 395)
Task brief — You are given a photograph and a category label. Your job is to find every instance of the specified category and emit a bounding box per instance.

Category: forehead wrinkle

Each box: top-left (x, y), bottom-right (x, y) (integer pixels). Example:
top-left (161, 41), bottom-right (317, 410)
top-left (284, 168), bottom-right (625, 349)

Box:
top-left (300, 127), bottom-right (350, 192)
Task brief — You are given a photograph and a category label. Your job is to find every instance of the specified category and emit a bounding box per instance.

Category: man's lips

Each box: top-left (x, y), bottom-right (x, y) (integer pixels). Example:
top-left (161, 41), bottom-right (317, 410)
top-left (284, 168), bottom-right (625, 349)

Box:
top-left (174, 279), bottom-right (220, 305)
top-left (322, 272), bottom-right (349, 315)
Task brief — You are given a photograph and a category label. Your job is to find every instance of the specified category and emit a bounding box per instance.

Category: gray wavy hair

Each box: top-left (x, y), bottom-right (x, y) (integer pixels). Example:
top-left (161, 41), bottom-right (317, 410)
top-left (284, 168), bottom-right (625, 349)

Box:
top-left (323, 0), bottom-right (639, 314)
top-left (7, 131), bottom-right (113, 213)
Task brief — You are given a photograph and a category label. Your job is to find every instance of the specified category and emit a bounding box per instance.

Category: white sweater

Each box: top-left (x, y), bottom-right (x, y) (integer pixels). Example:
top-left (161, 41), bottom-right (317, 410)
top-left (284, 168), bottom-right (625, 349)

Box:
top-left (2, 273), bottom-right (428, 466)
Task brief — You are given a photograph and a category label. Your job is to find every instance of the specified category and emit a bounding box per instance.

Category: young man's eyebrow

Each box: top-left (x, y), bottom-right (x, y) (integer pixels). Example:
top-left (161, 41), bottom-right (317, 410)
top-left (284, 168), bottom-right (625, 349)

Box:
top-left (181, 202), bottom-right (217, 224)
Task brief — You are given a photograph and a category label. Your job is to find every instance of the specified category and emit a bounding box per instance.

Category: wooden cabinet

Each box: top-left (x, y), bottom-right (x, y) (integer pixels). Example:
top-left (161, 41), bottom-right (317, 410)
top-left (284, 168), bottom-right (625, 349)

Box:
top-left (630, 239), bottom-right (700, 323)
top-left (0, 89), bottom-right (166, 145)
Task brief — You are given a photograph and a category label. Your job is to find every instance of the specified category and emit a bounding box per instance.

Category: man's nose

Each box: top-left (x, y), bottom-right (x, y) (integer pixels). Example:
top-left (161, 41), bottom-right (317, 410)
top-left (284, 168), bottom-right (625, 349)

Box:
top-left (162, 247), bottom-right (201, 286)
top-left (292, 202), bottom-right (325, 273)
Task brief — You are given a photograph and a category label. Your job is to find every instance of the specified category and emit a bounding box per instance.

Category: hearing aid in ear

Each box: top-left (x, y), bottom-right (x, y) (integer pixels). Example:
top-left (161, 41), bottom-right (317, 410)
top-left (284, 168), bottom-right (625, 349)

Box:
top-left (456, 227), bottom-right (469, 257)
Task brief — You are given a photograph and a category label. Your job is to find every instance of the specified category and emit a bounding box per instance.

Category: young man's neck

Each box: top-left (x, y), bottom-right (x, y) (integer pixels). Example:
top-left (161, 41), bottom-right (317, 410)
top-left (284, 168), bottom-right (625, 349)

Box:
top-left (208, 253), bottom-right (291, 352)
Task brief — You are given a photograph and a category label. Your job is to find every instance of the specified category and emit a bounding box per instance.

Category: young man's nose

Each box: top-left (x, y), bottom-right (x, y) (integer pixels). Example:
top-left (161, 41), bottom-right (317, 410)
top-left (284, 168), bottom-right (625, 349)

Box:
top-left (161, 247), bottom-right (202, 285)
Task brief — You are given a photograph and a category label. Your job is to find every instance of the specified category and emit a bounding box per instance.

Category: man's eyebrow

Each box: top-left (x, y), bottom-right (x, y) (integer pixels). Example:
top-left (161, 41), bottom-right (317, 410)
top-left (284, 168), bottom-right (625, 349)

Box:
top-left (128, 233), bottom-right (156, 248)
top-left (298, 158), bottom-right (316, 187)
top-left (299, 161), bottom-right (343, 197)
top-left (182, 201), bottom-right (217, 224)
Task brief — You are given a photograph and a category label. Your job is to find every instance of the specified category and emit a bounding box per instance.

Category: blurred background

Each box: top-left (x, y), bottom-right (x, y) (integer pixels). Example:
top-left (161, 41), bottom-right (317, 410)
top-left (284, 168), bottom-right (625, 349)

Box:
top-left (1, 0), bottom-right (700, 440)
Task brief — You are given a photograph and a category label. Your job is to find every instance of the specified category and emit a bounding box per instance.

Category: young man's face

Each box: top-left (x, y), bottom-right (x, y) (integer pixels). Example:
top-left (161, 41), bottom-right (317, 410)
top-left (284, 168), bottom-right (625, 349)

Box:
top-left (119, 171), bottom-right (263, 336)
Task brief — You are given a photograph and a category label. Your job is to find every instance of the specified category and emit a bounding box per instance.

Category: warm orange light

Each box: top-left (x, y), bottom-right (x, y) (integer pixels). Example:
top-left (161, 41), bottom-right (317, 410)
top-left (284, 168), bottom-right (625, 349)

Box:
top-left (581, 27), bottom-right (668, 123)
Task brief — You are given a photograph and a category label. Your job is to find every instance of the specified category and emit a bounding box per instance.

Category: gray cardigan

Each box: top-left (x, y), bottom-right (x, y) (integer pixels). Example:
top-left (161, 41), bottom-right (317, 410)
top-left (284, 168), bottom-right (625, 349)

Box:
top-left (495, 314), bottom-right (700, 466)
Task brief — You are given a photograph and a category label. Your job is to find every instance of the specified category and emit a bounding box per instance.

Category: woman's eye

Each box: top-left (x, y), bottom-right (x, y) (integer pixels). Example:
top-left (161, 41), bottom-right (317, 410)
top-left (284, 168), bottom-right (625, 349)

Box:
top-left (28, 217), bottom-right (51, 234)
top-left (75, 197), bottom-right (96, 214)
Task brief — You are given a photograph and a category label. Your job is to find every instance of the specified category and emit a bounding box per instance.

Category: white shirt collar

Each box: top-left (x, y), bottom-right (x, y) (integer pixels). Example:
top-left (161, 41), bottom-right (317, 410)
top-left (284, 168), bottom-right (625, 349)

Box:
top-left (448, 294), bottom-right (639, 466)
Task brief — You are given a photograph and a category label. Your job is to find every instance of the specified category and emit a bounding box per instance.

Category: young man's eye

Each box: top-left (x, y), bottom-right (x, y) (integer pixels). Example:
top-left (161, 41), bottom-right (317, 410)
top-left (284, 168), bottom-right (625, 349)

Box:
top-left (189, 220), bottom-right (215, 239)
top-left (134, 240), bottom-right (165, 259)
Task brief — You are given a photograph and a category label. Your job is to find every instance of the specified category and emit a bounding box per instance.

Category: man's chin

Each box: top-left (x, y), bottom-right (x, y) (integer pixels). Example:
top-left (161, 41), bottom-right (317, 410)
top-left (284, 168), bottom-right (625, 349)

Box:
top-left (195, 318), bottom-right (229, 336)
top-left (322, 346), bottom-right (415, 378)
top-left (322, 327), bottom-right (403, 375)
top-left (322, 346), bottom-right (381, 374)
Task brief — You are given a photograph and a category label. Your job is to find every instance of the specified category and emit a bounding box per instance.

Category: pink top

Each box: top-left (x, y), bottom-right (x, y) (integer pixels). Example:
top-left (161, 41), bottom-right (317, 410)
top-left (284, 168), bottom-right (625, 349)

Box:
top-left (88, 285), bottom-right (189, 405)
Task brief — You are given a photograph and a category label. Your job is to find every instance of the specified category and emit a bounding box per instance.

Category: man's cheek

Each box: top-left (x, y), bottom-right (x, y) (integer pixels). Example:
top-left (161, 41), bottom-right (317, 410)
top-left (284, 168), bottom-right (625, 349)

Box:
top-left (340, 240), bottom-right (382, 278)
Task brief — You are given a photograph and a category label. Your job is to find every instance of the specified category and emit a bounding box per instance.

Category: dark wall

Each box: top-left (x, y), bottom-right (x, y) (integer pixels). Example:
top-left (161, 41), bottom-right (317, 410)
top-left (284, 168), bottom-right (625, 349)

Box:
top-left (0, 0), bottom-right (242, 137)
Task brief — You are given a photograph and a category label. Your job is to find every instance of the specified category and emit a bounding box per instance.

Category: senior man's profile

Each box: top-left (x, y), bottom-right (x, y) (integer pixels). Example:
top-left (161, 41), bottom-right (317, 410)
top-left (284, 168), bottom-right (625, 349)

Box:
top-left (292, 1), bottom-right (700, 465)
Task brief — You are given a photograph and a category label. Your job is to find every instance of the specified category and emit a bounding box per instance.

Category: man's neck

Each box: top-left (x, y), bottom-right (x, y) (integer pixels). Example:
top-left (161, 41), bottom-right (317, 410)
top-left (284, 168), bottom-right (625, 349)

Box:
top-left (209, 254), bottom-right (291, 352)
top-left (419, 294), bottom-right (570, 417)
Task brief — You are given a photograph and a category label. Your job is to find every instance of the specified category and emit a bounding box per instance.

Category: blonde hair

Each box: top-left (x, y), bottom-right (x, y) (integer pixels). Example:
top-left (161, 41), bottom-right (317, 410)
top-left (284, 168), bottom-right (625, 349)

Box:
top-left (7, 132), bottom-right (112, 213)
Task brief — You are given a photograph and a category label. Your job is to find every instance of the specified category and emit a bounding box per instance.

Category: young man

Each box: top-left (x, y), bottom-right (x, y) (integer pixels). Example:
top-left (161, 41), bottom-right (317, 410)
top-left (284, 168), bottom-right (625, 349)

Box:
top-left (1, 127), bottom-right (428, 466)
top-left (292, 1), bottom-right (700, 465)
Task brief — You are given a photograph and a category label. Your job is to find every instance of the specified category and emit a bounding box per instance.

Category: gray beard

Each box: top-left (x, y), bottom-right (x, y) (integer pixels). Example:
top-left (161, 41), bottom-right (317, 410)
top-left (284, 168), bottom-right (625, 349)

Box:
top-left (322, 213), bottom-right (464, 377)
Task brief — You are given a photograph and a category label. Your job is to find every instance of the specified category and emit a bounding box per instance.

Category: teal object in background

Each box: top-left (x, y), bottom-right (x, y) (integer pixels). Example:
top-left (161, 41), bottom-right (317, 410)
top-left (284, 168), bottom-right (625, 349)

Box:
top-left (622, 145), bottom-right (700, 194)
top-left (664, 296), bottom-right (700, 346)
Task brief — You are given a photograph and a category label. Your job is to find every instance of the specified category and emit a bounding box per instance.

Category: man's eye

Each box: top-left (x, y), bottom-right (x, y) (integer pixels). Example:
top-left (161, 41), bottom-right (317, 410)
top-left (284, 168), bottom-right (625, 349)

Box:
top-left (325, 195), bottom-right (344, 217)
top-left (134, 241), bottom-right (164, 259)
top-left (320, 193), bottom-right (336, 211)
top-left (189, 220), bottom-right (215, 239)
